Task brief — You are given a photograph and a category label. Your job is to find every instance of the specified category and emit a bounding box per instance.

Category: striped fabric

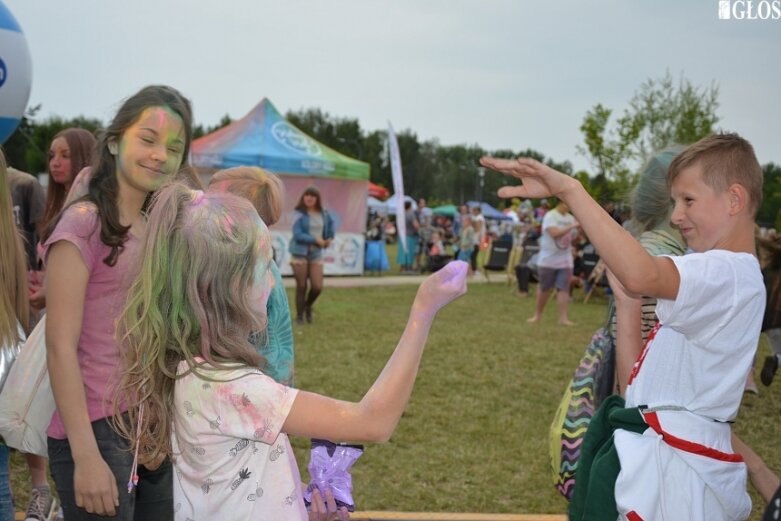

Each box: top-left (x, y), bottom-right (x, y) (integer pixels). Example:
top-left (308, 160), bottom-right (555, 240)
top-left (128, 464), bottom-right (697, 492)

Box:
top-left (549, 328), bottom-right (614, 499)
top-left (550, 228), bottom-right (685, 501)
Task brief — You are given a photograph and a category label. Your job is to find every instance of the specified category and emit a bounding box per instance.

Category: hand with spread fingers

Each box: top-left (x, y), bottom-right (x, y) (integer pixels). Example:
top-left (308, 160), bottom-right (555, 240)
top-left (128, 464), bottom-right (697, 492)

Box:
top-left (479, 156), bottom-right (577, 201)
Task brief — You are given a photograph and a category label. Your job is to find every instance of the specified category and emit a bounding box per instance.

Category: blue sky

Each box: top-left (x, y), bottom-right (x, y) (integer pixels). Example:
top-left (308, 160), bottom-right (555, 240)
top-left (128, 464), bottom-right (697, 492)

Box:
top-left (5, 0), bottom-right (780, 174)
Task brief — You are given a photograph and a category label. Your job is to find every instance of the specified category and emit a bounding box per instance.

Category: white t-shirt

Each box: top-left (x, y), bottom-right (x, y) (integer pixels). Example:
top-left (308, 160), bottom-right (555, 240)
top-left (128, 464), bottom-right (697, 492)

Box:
top-left (172, 361), bottom-right (306, 521)
top-left (625, 250), bottom-right (765, 422)
top-left (537, 208), bottom-right (576, 269)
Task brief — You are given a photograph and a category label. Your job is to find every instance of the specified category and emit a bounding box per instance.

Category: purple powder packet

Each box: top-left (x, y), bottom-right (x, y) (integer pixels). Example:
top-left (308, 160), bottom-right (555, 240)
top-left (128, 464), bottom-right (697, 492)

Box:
top-left (303, 438), bottom-right (364, 512)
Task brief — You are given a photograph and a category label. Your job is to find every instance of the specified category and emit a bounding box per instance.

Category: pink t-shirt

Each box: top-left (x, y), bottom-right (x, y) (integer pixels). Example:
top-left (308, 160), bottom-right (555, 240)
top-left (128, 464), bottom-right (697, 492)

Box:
top-left (43, 202), bottom-right (139, 439)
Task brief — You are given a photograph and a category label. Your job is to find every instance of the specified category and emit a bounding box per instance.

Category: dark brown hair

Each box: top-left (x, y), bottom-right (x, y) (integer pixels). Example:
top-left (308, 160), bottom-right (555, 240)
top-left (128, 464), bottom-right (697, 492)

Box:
top-left (42, 128), bottom-right (96, 231)
top-left (295, 185), bottom-right (323, 213)
top-left (45, 85), bottom-right (194, 266)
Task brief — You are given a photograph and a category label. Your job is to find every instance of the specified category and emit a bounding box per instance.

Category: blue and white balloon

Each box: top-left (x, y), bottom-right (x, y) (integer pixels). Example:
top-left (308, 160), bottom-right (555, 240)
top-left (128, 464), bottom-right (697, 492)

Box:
top-left (0, 1), bottom-right (32, 145)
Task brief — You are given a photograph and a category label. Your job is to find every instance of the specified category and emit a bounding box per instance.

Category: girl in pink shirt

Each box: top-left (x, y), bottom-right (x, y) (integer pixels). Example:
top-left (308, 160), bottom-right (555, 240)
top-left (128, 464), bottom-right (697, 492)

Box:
top-left (44, 85), bottom-right (194, 521)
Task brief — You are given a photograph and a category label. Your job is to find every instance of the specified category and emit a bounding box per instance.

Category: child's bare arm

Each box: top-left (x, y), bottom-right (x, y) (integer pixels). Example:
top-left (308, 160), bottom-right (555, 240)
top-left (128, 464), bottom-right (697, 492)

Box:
top-left (46, 242), bottom-right (120, 516)
top-left (481, 157), bottom-right (680, 300)
top-left (282, 261), bottom-right (468, 443)
top-left (607, 269), bottom-right (644, 395)
top-left (546, 222), bottom-right (579, 239)
top-left (731, 433), bottom-right (780, 503)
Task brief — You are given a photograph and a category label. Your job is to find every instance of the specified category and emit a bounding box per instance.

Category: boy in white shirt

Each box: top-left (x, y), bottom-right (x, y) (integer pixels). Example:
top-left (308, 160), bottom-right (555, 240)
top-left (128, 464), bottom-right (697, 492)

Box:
top-left (482, 133), bottom-right (765, 521)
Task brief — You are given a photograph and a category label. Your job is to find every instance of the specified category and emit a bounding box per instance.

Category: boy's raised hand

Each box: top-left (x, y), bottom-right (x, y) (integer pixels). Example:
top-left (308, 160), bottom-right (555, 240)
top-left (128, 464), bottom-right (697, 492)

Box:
top-left (480, 157), bottom-right (574, 200)
top-left (414, 260), bottom-right (468, 315)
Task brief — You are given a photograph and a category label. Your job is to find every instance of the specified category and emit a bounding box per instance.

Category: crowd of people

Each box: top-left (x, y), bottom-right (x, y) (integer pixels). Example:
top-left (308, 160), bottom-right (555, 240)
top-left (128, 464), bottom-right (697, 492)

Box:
top-left (0, 85), bottom-right (468, 521)
top-left (0, 83), bottom-right (778, 521)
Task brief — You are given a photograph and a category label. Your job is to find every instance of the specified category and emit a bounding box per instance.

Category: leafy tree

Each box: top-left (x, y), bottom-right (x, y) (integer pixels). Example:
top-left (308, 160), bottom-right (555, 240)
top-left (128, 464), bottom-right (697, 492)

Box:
top-left (579, 71), bottom-right (719, 199)
top-left (363, 129), bottom-right (388, 188)
top-left (193, 114), bottom-right (233, 139)
top-left (758, 162), bottom-right (781, 229)
top-left (617, 72), bottom-right (719, 162)
top-left (578, 104), bottom-right (632, 186)
top-left (286, 108), bottom-right (364, 160)
top-left (2, 105), bottom-right (40, 172)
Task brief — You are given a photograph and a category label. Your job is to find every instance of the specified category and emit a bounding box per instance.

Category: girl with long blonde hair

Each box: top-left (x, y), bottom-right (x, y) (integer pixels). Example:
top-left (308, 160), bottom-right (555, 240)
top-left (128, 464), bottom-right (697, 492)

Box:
top-left (0, 148), bottom-right (29, 521)
top-left (113, 182), bottom-right (467, 521)
top-left (0, 149), bottom-right (29, 343)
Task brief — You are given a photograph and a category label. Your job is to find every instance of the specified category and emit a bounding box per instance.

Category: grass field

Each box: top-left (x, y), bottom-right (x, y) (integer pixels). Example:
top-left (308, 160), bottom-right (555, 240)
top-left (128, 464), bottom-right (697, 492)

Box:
top-left (286, 281), bottom-right (780, 519)
top-left (9, 272), bottom-right (781, 519)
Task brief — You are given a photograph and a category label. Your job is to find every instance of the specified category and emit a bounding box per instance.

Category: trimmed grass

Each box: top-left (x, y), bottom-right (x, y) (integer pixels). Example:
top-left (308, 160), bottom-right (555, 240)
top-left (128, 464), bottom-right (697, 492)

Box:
top-left (288, 282), bottom-right (780, 519)
top-left (9, 278), bottom-right (780, 520)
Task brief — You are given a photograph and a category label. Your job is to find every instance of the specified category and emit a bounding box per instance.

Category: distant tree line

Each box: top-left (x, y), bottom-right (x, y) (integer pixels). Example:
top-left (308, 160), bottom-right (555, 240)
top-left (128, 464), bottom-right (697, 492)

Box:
top-left (4, 73), bottom-right (781, 227)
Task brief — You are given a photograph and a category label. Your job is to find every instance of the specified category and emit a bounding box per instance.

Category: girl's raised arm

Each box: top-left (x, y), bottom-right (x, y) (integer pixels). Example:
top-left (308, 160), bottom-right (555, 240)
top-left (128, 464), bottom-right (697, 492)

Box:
top-left (282, 261), bottom-right (468, 442)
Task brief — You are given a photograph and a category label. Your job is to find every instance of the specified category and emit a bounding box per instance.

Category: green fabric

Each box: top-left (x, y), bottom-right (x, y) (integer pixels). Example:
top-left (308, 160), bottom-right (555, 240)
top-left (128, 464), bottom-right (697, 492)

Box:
top-left (568, 395), bottom-right (647, 521)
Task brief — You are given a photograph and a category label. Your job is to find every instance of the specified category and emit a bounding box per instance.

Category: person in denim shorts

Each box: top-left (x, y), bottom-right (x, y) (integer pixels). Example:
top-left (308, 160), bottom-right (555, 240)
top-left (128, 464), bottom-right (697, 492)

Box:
top-left (289, 186), bottom-right (335, 324)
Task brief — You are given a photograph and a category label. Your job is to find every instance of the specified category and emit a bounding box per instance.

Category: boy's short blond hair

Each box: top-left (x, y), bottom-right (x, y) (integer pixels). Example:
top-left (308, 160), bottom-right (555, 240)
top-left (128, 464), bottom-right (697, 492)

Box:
top-left (667, 133), bottom-right (763, 215)
top-left (208, 166), bottom-right (284, 226)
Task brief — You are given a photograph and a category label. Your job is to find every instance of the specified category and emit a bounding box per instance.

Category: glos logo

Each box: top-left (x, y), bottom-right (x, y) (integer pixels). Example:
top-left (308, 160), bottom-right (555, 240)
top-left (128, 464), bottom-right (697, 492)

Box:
top-left (719, 0), bottom-right (731, 18)
top-left (0, 58), bottom-right (6, 88)
top-left (719, 0), bottom-right (781, 19)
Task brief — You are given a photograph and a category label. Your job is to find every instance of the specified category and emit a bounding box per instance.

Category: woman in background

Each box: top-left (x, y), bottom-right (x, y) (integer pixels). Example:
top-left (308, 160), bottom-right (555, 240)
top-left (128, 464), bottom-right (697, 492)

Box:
top-left (41, 128), bottom-right (96, 234)
top-left (289, 186), bottom-right (334, 324)
top-left (30, 128), bottom-right (96, 310)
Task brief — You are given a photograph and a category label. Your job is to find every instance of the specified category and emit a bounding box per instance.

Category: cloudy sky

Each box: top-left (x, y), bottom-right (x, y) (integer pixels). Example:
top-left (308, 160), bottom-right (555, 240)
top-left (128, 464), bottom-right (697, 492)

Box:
top-left (5, 0), bottom-right (781, 174)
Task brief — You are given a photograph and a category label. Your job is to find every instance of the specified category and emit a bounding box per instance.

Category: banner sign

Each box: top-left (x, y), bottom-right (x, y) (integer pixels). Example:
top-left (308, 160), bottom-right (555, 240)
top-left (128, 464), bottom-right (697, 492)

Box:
top-left (387, 122), bottom-right (406, 251)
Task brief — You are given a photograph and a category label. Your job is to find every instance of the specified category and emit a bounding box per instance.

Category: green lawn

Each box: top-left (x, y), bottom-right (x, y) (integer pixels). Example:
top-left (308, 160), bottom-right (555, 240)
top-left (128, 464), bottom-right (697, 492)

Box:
top-left (287, 281), bottom-right (780, 519)
top-left (9, 279), bottom-right (780, 520)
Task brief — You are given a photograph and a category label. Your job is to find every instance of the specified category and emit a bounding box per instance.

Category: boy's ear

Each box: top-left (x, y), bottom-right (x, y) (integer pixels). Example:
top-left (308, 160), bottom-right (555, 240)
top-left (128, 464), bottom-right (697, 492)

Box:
top-left (727, 183), bottom-right (748, 216)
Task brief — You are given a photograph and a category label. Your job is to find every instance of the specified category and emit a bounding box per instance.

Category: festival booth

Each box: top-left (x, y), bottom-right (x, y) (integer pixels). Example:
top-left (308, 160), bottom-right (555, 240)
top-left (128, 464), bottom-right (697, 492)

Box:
top-left (191, 99), bottom-right (370, 275)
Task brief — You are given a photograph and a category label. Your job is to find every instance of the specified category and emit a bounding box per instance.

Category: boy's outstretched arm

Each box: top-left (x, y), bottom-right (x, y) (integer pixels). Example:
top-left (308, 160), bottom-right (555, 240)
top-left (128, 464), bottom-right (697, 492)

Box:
top-left (480, 157), bottom-right (680, 300)
top-left (282, 261), bottom-right (469, 443)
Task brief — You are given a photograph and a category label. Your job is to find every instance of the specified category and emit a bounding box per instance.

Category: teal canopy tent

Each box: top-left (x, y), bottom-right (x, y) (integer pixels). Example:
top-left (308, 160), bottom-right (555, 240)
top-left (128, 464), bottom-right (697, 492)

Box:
top-left (431, 204), bottom-right (457, 217)
top-left (192, 99), bottom-right (370, 275)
